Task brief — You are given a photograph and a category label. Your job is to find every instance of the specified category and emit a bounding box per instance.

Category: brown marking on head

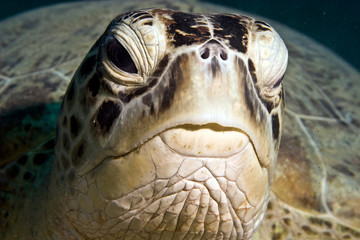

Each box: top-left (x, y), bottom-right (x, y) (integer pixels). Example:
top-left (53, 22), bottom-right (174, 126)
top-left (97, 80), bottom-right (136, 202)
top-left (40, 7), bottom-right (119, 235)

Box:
top-left (92, 100), bottom-right (122, 134)
top-left (210, 14), bottom-right (250, 53)
top-left (165, 11), bottom-right (210, 47)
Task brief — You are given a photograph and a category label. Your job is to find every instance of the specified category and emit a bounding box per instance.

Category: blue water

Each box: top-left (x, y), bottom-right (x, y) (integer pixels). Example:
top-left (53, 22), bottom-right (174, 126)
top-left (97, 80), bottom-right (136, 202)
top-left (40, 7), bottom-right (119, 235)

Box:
top-left (0, 0), bottom-right (359, 71)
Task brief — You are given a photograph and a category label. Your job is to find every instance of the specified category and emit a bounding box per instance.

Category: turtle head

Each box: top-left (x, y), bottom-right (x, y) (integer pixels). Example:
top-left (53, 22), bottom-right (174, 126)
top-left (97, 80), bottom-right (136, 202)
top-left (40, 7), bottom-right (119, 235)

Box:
top-left (53, 9), bottom-right (287, 239)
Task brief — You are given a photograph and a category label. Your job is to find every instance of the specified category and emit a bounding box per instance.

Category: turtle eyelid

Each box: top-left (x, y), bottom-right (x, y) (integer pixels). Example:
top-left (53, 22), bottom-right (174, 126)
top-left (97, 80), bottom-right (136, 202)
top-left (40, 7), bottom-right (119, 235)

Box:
top-left (106, 37), bottom-right (138, 74)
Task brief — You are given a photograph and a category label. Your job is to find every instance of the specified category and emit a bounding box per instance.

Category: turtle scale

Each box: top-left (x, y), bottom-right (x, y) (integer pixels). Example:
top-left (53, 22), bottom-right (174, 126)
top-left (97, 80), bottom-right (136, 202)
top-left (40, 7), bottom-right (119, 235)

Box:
top-left (0, 0), bottom-right (360, 239)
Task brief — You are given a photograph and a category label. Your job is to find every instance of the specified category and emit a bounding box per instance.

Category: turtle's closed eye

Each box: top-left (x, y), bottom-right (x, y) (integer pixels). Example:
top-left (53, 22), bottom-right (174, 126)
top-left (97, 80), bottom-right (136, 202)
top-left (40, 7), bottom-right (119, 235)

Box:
top-left (106, 37), bottom-right (138, 74)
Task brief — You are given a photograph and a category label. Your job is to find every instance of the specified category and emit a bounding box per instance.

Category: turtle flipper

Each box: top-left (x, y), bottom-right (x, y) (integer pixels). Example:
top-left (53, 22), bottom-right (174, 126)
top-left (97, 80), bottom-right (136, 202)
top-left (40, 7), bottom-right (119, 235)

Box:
top-left (0, 137), bottom-right (55, 239)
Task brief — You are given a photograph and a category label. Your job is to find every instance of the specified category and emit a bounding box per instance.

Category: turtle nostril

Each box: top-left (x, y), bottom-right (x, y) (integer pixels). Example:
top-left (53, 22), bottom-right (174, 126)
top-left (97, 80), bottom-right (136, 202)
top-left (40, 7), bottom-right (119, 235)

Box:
top-left (201, 48), bottom-right (210, 59)
top-left (220, 50), bottom-right (228, 60)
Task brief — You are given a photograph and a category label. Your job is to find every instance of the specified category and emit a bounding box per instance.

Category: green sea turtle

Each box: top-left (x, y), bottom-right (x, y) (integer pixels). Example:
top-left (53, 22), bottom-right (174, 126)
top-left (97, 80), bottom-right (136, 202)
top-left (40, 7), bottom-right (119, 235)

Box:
top-left (0, 0), bottom-right (359, 239)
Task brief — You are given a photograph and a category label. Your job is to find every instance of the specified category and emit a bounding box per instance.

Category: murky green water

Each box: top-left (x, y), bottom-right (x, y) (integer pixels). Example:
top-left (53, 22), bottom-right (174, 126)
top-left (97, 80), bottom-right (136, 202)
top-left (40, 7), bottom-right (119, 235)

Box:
top-left (1, 0), bottom-right (359, 71)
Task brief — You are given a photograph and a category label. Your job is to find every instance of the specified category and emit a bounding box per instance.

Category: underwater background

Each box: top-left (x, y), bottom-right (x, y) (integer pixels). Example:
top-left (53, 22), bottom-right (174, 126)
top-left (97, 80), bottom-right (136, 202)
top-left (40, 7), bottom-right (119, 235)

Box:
top-left (0, 0), bottom-right (359, 72)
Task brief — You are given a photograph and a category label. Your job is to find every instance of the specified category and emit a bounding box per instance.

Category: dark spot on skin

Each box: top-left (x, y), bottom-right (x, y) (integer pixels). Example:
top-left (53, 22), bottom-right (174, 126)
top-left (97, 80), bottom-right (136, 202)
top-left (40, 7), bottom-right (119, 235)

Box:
top-left (160, 56), bottom-right (182, 111)
top-left (283, 218), bottom-right (291, 226)
top-left (131, 85), bottom-right (151, 97)
top-left (62, 132), bottom-right (70, 153)
top-left (211, 57), bottom-right (220, 76)
top-left (308, 217), bottom-right (332, 229)
top-left (78, 54), bottom-right (96, 77)
top-left (77, 143), bottom-right (85, 158)
top-left (210, 14), bottom-right (249, 53)
top-left (118, 91), bottom-right (130, 103)
top-left (17, 155), bottom-right (28, 166)
top-left (33, 153), bottom-right (48, 166)
top-left (88, 73), bottom-right (100, 97)
top-left (143, 21), bottom-right (153, 26)
top-left (95, 101), bottom-right (122, 133)
top-left (142, 93), bottom-right (152, 107)
top-left (72, 142), bottom-right (86, 167)
top-left (301, 225), bottom-right (318, 235)
top-left (332, 164), bottom-right (354, 177)
top-left (281, 87), bottom-right (285, 102)
top-left (247, 59), bottom-right (281, 113)
top-left (265, 100), bottom-right (274, 113)
top-left (161, 86), bottom-right (172, 111)
top-left (241, 58), bottom-right (256, 118)
top-left (5, 165), bottom-right (19, 179)
top-left (272, 114), bottom-right (280, 140)
top-left (148, 78), bottom-right (159, 88)
top-left (70, 115), bottom-right (81, 138)
top-left (150, 103), bottom-right (155, 115)
top-left (152, 54), bottom-right (169, 78)
top-left (168, 12), bottom-right (210, 47)
top-left (248, 58), bottom-right (257, 84)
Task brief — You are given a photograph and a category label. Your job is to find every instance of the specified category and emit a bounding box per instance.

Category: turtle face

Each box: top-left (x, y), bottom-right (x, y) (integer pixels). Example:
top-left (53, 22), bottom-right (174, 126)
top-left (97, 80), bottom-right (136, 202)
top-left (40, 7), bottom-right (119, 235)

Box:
top-left (54, 9), bottom-right (287, 239)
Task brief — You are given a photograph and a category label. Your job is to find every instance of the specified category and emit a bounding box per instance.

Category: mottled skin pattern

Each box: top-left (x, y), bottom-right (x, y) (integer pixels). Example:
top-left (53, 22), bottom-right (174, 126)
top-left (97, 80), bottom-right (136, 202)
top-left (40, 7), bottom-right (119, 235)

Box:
top-left (0, 0), bottom-right (359, 240)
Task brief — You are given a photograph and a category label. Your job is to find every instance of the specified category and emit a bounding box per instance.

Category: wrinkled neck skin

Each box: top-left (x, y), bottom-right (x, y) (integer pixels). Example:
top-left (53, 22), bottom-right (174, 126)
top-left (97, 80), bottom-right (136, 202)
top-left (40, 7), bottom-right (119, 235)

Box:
top-left (42, 182), bottom-right (84, 239)
top-left (45, 138), bottom-right (272, 240)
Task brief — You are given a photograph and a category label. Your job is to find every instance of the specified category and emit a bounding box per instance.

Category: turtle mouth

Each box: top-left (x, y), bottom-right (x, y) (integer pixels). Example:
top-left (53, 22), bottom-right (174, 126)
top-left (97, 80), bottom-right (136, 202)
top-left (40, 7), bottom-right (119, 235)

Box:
top-left (158, 123), bottom-right (251, 158)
